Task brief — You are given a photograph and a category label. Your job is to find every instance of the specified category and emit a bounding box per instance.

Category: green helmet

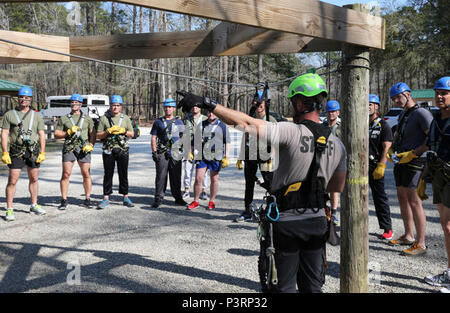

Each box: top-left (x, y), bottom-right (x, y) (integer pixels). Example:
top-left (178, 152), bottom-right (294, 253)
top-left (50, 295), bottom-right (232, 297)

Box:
top-left (286, 73), bottom-right (328, 99)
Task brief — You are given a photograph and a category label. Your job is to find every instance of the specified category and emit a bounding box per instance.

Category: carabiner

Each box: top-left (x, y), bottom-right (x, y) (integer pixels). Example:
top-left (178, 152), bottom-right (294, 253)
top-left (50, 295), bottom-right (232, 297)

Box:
top-left (267, 202), bottom-right (279, 222)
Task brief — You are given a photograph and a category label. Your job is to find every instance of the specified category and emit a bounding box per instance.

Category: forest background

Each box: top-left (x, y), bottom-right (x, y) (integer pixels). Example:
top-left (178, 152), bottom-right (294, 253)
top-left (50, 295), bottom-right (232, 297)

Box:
top-left (0, 0), bottom-right (448, 124)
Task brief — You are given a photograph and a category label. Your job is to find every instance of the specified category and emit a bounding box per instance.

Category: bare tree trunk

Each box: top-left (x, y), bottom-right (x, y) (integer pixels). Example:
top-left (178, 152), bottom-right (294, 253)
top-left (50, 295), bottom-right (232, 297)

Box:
top-left (339, 2), bottom-right (371, 294)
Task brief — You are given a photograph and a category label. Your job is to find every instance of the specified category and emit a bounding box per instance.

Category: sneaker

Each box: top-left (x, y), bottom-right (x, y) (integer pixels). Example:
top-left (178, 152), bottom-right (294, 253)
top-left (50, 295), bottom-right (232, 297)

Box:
top-left (234, 212), bottom-right (252, 223)
top-left (401, 243), bottom-right (426, 256)
top-left (389, 234), bottom-right (415, 246)
top-left (381, 230), bottom-right (393, 240)
top-left (123, 197), bottom-right (135, 207)
top-left (175, 198), bottom-right (187, 206)
top-left (5, 209), bottom-right (15, 222)
top-left (182, 191), bottom-right (190, 199)
top-left (200, 191), bottom-right (208, 200)
top-left (97, 199), bottom-right (110, 210)
top-left (440, 287), bottom-right (450, 293)
top-left (207, 201), bottom-right (215, 210)
top-left (30, 204), bottom-right (46, 215)
top-left (187, 201), bottom-right (199, 210)
top-left (58, 199), bottom-right (68, 211)
top-left (424, 270), bottom-right (450, 287)
top-left (83, 198), bottom-right (94, 209)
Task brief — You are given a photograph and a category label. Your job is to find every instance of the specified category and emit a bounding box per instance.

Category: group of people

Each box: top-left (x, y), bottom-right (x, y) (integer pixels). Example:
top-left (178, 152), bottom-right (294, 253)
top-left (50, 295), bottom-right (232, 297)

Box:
top-left (1, 73), bottom-right (449, 293)
top-left (1, 90), bottom-right (136, 221)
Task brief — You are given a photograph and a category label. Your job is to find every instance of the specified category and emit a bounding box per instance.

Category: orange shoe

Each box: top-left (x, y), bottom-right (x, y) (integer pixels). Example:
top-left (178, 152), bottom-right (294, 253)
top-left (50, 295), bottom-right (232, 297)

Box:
top-left (187, 201), bottom-right (199, 210)
top-left (389, 234), bottom-right (415, 246)
top-left (401, 243), bottom-right (426, 256)
top-left (207, 201), bottom-right (215, 210)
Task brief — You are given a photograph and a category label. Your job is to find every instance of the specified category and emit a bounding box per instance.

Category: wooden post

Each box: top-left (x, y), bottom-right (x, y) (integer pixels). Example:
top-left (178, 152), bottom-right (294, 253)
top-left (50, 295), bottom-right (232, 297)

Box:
top-left (340, 3), bottom-right (371, 293)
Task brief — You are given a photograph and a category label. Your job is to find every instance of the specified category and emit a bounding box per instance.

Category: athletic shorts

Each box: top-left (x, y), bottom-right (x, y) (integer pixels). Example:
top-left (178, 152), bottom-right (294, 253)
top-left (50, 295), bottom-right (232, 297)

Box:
top-left (62, 150), bottom-right (91, 163)
top-left (8, 156), bottom-right (40, 169)
top-left (196, 160), bottom-right (221, 173)
top-left (394, 163), bottom-right (422, 188)
top-left (432, 171), bottom-right (450, 207)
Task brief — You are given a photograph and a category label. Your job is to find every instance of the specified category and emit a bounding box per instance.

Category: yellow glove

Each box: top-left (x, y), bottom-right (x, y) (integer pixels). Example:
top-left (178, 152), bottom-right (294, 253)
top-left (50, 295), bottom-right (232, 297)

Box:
top-left (107, 125), bottom-right (121, 134)
top-left (2, 152), bottom-right (12, 165)
top-left (111, 126), bottom-right (126, 135)
top-left (416, 179), bottom-right (428, 201)
top-left (386, 147), bottom-right (394, 163)
top-left (82, 143), bottom-right (94, 153)
top-left (236, 160), bottom-right (243, 170)
top-left (221, 157), bottom-right (229, 168)
top-left (372, 162), bottom-right (386, 180)
top-left (36, 152), bottom-right (45, 163)
top-left (397, 150), bottom-right (418, 164)
top-left (67, 125), bottom-right (80, 136)
top-left (261, 159), bottom-right (273, 172)
top-left (189, 152), bottom-right (194, 162)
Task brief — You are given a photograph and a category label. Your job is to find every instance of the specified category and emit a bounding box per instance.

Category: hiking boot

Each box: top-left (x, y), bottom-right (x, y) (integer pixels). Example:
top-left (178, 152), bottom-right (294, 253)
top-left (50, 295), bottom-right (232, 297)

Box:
top-left (182, 191), bottom-right (190, 199)
top-left (123, 197), bottom-right (135, 207)
top-left (152, 201), bottom-right (161, 208)
top-left (389, 234), bottom-right (415, 246)
top-left (401, 243), bottom-right (426, 256)
top-left (83, 198), bottom-right (94, 209)
top-left (187, 201), bottom-right (199, 210)
top-left (97, 199), bottom-right (110, 210)
top-left (381, 230), bottom-right (393, 240)
top-left (175, 198), bottom-right (187, 206)
top-left (30, 204), bottom-right (46, 216)
top-left (58, 199), bottom-right (68, 211)
top-left (200, 191), bottom-right (208, 200)
top-left (424, 270), bottom-right (450, 287)
top-left (5, 209), bottom-right (15, 222)
top-left (234, 212), bottom-right (252, 223)
top-left (207, 201), bottom-right (215, 210)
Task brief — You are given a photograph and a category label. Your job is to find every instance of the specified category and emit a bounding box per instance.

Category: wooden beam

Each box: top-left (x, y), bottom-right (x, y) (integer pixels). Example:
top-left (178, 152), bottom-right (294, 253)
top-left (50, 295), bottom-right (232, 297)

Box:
top-left (69, 31), bottom-right (214, 61)
top-left (0, 28), bottom-right (343, 64)
top-left (0, 30), bottom-right (70, 63)
top-left (2, 0), bottom-right (385, 49)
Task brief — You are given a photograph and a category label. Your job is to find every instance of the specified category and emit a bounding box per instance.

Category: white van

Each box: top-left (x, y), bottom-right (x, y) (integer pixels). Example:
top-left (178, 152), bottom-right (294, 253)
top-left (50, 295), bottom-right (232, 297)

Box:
top-left (41, 94), bottom-right (110, 120)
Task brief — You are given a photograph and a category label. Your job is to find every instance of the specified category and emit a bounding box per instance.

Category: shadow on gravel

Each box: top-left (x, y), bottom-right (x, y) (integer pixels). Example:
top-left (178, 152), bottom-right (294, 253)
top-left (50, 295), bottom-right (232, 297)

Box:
top-left (0, 241), bottom-right (260, 293)
top-left (378, 271), bottom-right (435, 292)
top-left (227, 248), bottom-right (259, 257)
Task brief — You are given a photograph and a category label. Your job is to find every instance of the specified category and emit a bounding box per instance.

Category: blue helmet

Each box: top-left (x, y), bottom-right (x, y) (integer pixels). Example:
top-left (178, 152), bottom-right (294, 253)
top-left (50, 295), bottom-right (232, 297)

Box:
top-left (369, 94), bottom-right (380, 104)
top-left (433, 77), bottom-right (450, 91)
top-left (163, 98), bottom-right (176, 107)
top-left (326, 100), bottom-right (340, 112)
top-left (18, 86), bottom-right (33, 97)
top-left (110, 95), bottom-right (123, 105)
top-left (390, 82), bottom-right (411, 98)
top-left (70, 93), bottom-right (83, 103)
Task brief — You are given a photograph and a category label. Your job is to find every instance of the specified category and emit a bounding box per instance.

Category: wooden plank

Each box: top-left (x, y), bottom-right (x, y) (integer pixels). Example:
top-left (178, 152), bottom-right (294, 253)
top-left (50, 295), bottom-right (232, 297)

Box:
top-left (0, 30), bottom-right (70, 62)
top-left (211, 23), bottom-right (268, 56)
top-left (69, 31), bottom-right (215, 61)
top-left (2, 0), bottom-right (385, 49)
top-left (114, 0), bottom-right (386, 49)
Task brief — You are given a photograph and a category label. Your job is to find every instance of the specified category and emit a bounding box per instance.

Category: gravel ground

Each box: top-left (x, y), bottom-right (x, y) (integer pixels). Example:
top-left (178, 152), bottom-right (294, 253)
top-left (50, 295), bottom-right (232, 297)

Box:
top-left (0, 127), bottom-right (447, 293)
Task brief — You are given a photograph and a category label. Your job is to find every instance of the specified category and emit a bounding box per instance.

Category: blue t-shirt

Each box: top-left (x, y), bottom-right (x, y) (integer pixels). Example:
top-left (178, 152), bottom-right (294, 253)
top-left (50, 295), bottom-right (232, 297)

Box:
top-left (150, 116), bottom-right (185, 145)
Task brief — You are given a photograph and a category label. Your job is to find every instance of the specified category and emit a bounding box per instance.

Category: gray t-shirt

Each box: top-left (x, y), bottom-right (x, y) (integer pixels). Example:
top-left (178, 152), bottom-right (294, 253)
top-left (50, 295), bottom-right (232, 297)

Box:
top-left (395, 107), bottom-right (433, 153)
top-left (265, 121), bottom-right (347, 220)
